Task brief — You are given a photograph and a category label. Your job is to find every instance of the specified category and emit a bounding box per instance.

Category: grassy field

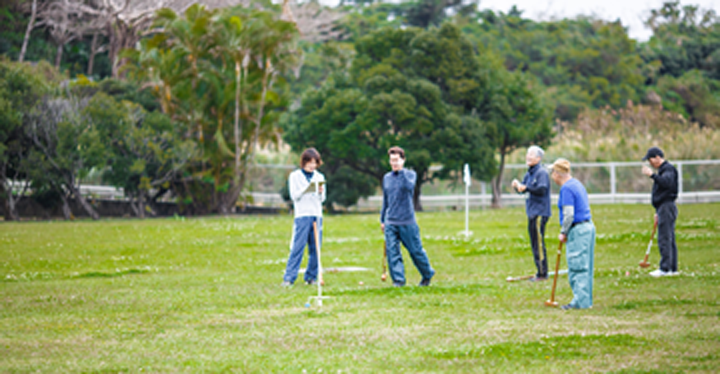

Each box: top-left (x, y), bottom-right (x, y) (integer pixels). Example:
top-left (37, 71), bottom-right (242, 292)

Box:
top-left (1, 204), bottom-right (719, 373)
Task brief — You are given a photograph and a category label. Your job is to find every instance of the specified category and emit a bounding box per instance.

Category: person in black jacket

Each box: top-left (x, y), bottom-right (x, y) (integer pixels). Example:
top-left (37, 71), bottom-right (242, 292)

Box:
top-left (512, 146), bottom-right (551, 281)
top-left (641, 147), bottom-right (679, 277)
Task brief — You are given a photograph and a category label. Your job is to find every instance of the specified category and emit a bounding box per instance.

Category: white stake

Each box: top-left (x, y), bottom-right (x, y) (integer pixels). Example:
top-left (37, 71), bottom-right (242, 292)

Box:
top-left (463, 163), bottom-right (472, 237)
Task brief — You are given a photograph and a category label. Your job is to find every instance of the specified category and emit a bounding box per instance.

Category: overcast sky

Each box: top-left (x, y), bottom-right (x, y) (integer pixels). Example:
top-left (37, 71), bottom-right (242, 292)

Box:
top-left (479, 0), bottom-right (718, 41)
top-left (317, 0), bottom-right (719, 41)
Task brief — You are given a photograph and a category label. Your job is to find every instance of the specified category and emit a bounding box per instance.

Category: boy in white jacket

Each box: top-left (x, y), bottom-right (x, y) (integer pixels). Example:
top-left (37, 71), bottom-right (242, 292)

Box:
top-left (282, 148), bottom-right (327, 286)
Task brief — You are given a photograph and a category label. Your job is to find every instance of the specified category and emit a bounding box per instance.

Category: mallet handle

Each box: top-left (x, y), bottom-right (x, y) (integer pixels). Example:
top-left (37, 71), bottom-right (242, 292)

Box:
top-left (548, 242), bottom-right (563, 304)
top-left (640, 220), bottom-right (659, 268)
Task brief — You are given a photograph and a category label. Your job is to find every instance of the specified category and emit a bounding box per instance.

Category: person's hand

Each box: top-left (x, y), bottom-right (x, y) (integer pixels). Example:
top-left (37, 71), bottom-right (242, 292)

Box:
top-left (380, 223), bottom-right (385, 233)
top-left (318, 184), bottom-right (324, 194)
top-left (654, 214), bottom-right (658, 226)
top-left (642, 165), bottom-right (653, 177)
top-left (559, 233), bottom-right (567, 243)
top-left (518, 184), bottom-right (527, 193)
top-left (511, 179), bottom-right (519, 189)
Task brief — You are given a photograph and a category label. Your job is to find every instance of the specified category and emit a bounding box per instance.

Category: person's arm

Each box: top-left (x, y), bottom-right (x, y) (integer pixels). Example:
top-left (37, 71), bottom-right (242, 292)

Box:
top-left (400, 169), bottom-right (417, 191)
top-left (560, 205), bottom-right (575, 235)
top-left (525, 171), bottom-right (549, 196)
top-left (651, 166), bottom-right (677, 190)
top-left (289, 171), bottom-right (310, 202)
top-left (380, 178), bottom-right (387, 224)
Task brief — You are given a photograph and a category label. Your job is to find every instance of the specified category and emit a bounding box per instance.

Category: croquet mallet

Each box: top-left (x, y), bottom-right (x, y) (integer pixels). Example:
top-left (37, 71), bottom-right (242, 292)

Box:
top-left (639, 219), bottom-right (658, 268)
top-left (545, 241), bottom-right (564, 307)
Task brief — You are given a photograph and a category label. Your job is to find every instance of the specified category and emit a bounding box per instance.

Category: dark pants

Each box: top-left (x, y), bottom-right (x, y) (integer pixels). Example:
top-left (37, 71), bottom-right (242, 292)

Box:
top-left (657, 202), bottom-right (678, 272)
top-left (384, 223), bottom-right (435, 285)
top-left (528, 215), bottom-right (549, 277)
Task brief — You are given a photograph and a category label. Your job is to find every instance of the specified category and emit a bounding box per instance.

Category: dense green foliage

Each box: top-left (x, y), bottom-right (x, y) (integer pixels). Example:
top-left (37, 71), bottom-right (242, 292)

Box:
top-left (124, 4), bottom-right (299, 214)
top-left (2, 1), bottom-right (720, 218)
top-left (283, 24), bottom-right (550, 209)
top-left (1, 204), bottom-right (718, 370)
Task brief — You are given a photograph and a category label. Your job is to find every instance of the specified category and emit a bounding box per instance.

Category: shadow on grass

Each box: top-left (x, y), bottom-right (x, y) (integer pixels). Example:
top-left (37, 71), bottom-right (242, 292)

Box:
top-left (74, 268), bottom-right (150, 279)
top-left (431, 334), bottom-right (650, 361)
top-left (3, 268), bottom-right (152, 282)
top-left (613, 298), bottom-right (719, 310)
top-left (328, 283), bottom-right (495, 297)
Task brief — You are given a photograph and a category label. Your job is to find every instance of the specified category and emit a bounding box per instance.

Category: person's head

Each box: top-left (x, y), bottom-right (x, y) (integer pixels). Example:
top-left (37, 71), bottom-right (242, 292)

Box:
top-left (388, 146), bottom-right (406, 172)
top-left (300, 148), bottom-right (322, 172)
top-left (642, 146), bottom-right (665, 168)
top-left (549, 158), bottom-right (571, 186)
top-left (526, 145), bottom-right (544, 167)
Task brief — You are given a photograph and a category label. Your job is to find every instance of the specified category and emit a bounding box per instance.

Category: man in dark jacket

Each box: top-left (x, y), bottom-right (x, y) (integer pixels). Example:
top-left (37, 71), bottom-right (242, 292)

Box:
top-left (380, 146), bottom-right (435, 287)
top-left (512, 145), bottom-right (551, 281)
top-left (641, 146), bottom-right (679, 277)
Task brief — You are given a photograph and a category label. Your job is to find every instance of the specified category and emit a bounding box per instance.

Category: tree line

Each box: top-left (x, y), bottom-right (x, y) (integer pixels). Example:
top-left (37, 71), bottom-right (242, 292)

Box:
top-left (1, 0), bottom-right (719, 219)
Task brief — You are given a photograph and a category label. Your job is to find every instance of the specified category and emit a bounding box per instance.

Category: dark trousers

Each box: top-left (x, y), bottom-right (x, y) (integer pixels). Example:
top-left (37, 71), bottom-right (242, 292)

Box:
top-left (528, 216), bottom-right (549, 277)
top-left (657, 202), bottom-right (678, 272)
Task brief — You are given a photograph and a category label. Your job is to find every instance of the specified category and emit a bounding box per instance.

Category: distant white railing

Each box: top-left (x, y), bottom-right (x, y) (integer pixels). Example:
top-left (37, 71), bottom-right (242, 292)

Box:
top-left (8, 160), bottom-right (720, 210)
top-left (253, 159), bottom-right (720, 209)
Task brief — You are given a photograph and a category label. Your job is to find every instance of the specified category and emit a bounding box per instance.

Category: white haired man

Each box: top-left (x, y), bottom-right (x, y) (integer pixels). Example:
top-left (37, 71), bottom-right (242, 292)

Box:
top-left (512, 145), bottom-right (551, 281)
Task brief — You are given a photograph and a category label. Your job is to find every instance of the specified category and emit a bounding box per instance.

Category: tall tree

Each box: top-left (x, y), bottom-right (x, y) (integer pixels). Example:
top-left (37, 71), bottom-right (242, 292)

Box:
top-left (26, 94), bottom-right (102, 220)
top-left (125, 4), bottom-right (299, 214)
top-left (0, 60), bottom-right (51, 220)
top-left (18, 0), bottom-right (40, 63)
top-left (483, 70), bottom-right (552, 207)
top-left (284, 24), bottom-right (498, 210)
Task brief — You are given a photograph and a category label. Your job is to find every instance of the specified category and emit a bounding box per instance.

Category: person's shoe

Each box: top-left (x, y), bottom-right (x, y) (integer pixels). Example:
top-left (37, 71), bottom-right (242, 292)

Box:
top-left (668, 271), bottom-right (680, 276)
top-left (529, 275), bottom-right (548, 282)
top-left (560, 304), bottom-right (578, 310)
top-left (649, 269), bottom-right (670, 277)
top-left (393, 282), bottom-right (404, 287)
top-left (281, 281), bottom-right (292, 287)
top-left (419, 278), bottom-right (432, 286)
top-left (305, 279), bottom-right (317, 285)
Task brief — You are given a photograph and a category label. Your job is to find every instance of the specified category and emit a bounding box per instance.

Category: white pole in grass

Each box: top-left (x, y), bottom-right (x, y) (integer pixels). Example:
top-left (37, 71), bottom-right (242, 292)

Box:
top-left (308, 180), bottom-right (329, 308)
top-left (463, 164), bottom-right (472, 237)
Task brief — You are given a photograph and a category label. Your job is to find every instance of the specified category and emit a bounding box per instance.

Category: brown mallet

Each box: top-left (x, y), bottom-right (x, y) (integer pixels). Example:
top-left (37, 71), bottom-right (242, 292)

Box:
top-left (545, 241), bottom-right (564, 307)
top-left (381, 241), bottom-right (388, 282)
top-left (639, 220), bottom-right (658, 268)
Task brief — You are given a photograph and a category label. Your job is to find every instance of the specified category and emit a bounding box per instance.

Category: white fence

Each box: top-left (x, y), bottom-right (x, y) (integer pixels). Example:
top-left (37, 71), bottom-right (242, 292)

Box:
top-left (10, 160), bottom-right (720, 210)
top-left (250, 159), bottom-right (720, 210)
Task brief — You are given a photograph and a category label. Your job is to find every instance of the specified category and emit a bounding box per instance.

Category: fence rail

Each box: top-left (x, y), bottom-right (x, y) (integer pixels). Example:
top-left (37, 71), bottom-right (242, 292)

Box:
top-left (9, 159), bottom-right (720, 210)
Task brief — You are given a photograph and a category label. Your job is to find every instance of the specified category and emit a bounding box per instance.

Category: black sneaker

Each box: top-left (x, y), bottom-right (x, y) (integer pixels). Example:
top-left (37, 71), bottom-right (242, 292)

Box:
top-left (306, 279), bottom-right (316, 286)
top-left (419, 278), bottom-right (432, 286)
top-left (529, 276), bottom-right (548, 282)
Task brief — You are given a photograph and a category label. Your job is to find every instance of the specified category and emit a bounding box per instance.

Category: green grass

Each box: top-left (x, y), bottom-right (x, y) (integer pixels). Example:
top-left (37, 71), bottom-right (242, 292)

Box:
top-left (1, 204), bottom-right (719, 372)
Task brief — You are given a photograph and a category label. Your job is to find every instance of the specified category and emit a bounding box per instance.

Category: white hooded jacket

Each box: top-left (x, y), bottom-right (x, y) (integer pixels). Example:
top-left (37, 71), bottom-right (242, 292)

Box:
top-left (288, 169), bottom-right (326, 218)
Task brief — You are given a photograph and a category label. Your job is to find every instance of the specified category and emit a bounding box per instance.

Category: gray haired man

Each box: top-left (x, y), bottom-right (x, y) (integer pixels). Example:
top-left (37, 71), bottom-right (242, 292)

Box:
top-left (512, 145), bottom-right (551, 281)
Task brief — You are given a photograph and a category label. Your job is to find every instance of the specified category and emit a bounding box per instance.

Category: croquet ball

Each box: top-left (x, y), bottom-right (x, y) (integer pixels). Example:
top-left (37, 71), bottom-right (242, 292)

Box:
top-left (359, 281), bottom-right (364, 286)
top-left (381, 274), bottom-right (387, 281)
top-left (305, 303), bottom-right (310, 308)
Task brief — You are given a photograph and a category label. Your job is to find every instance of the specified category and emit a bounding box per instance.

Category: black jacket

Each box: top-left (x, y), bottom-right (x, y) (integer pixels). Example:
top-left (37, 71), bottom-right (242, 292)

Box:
top-left (651, 161), bottom-right (678, 209)
top-left (521, 164), bottom-right (551, 217)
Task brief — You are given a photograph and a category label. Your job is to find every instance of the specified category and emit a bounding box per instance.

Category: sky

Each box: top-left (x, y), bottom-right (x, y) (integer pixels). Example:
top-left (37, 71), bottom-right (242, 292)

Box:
top-left (478, 0), bottom-right (719, 41)
top-left (316, 0), bottom-right (720, 41)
